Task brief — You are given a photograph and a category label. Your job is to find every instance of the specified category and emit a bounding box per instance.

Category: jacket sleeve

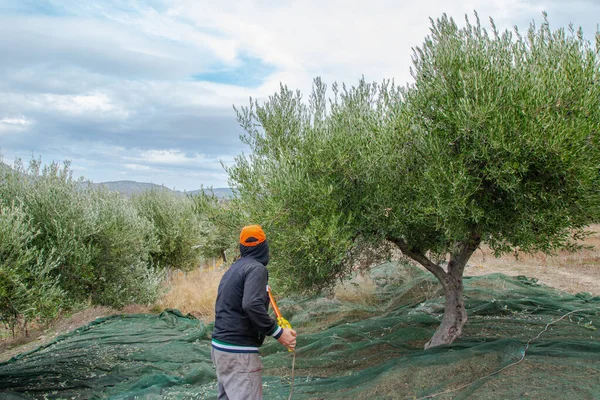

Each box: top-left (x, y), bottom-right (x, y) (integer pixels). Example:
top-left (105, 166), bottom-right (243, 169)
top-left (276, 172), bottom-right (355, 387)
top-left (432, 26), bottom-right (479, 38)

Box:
top-left (242, 264), bottom-right (283, 339)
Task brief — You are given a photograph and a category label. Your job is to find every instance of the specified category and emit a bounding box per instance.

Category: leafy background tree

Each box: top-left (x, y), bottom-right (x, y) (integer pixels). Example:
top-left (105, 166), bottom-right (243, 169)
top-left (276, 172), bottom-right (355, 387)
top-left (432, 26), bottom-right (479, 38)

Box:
top-left (228, 13), bottom-right (600, 348)
top-left (0, 159), bottom-right (160, 332)
top-left (0, 157), bottom-right (239, 334)
top-left (133, 189), bottom-right (204, 272)
top-left (87, 189), bottom-right (161, 307)
top-left (0, 204), bottom-right (63, 335)
top-left (191, 190), bottom-right (244, 265)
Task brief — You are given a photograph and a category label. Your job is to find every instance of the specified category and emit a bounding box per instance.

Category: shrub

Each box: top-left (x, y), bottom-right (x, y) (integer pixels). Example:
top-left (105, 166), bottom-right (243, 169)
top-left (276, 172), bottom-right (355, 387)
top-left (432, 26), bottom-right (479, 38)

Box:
top-left (0, 203), bottom-right (63, 333)
top-left (0, 158), bottom-right (163, 317)
top-left (133, 189), bottom-right (205, 271)
top-left (191, 190), bottom-right (242, 265)
top-left (85, 188), bottom-right (161, 307)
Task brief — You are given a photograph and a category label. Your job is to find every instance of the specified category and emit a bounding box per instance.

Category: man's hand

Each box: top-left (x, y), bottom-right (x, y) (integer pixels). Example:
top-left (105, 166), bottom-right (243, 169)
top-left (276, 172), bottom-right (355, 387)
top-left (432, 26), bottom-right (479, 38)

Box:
top-left (277, 328), bottom-right (297, 350)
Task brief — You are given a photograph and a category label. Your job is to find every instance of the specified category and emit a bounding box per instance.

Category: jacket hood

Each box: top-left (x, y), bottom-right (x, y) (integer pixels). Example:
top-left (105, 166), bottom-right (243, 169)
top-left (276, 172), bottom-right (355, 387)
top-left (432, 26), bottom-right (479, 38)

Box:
top-left (240, 240), bottom-right (269, 266)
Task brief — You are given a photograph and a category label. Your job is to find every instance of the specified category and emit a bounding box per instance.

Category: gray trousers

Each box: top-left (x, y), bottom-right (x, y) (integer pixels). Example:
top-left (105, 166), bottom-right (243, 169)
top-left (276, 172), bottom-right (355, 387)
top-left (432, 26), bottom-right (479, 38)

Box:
top-left (211, 347), bottom-right (263, 400)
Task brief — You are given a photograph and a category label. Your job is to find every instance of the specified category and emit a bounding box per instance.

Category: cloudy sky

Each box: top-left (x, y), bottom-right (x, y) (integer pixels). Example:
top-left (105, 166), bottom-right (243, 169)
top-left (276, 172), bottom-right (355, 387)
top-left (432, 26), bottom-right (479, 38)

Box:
top-left (0, 0), bottom-right (598, 190)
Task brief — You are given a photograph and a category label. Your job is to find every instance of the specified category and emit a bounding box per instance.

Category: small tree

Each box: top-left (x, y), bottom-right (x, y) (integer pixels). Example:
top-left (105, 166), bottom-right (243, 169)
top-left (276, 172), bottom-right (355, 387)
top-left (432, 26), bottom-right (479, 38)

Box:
top-left (228, 13), bottom-right (600, 348)
top-left (0, 158), bottom-right (163, 312)
top-left (0, 204), bottom-right (63, 335)
top-left (133, 189), bottom-right (204, 271)
top-left (87, 189), bottom-right (161, 307)
top-left (191, 190), bottom-right (242, 265)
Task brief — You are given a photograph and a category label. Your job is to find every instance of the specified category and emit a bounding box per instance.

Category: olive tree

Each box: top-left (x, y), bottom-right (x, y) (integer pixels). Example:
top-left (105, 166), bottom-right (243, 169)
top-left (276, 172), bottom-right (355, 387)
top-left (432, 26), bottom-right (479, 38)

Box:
top-left (0, 159), bottom-right (162, 313)
top-left (133, 189), bottom-right (205, 271)
top-left (0, 204), bottom-right (63, 335)
top-left (227, 13), bottom-right (600, 348)
top-left (191, 191), bottom-right (243, 265)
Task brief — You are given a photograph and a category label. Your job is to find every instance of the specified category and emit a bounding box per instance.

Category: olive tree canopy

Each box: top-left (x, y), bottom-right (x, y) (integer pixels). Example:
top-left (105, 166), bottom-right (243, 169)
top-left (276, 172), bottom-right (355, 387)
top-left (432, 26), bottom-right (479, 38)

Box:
top-left (228, 13), bottom-right (600, 348)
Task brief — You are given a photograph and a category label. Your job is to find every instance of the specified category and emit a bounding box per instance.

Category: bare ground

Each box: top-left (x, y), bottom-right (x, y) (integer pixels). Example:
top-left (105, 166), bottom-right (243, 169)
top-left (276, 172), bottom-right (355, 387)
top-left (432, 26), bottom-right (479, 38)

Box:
top-left (467, 224), bottom-right (600, 296)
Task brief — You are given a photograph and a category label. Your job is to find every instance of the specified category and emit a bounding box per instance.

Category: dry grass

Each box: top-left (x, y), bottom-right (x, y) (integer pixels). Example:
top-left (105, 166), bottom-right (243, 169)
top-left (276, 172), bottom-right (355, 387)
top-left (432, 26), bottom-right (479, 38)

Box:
top-left (155, 267), bottom-right (225, 322)
top-left (467, 224), bottom-right (600, 295)
top-left (334, 274), bottom-right (379, 305)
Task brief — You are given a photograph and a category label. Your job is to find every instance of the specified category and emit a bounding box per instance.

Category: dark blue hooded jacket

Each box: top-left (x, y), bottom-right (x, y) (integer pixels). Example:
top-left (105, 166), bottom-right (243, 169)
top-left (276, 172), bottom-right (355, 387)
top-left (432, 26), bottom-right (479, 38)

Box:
top-left (211, 241), bottom-right (282, 352)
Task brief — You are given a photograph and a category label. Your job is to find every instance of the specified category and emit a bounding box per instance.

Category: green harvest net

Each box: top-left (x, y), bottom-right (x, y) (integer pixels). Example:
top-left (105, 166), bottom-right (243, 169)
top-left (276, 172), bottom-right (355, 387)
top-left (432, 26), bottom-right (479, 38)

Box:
top-left (1, 261), bottom-right (599, 399)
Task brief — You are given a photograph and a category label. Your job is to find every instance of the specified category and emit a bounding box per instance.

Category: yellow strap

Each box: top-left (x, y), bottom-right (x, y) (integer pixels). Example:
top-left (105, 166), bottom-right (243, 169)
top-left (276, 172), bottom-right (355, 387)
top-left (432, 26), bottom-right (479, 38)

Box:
top-left (277, 317), bottom-right (293, 352)
top-left (277, 317), bottom-right (292, 329)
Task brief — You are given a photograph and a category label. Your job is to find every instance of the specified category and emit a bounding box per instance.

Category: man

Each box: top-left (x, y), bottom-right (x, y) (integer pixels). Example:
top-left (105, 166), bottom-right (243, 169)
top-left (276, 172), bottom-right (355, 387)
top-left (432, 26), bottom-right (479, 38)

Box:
top-left (211, 224), bottom-right (297, 400)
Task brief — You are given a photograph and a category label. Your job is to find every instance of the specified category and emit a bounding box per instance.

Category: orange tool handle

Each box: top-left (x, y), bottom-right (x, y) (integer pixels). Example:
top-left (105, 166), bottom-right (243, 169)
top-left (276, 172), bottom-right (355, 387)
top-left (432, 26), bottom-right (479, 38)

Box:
top-left (267, 285), bottom-right (283, 319)
top-left (268, 286), bottom-right (293, 352)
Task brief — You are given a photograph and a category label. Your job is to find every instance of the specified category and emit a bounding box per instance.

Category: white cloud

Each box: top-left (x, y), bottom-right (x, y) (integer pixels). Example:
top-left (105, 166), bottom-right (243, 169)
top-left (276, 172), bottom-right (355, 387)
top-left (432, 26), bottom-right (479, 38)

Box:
top-left (1, 0), bottom-right (595, 189)
top-left (1, 117), bottom-right (31, 125)
top-left (46, 93), bottom-right (126, 116)
top-left (124, 163), bottom-right (153, 171)
top-left (0, 116), bottom-right (33, 133)
top-left (102, 5), bottom-right (240, 64)
top-left (1, 91), bottom-right (129, 122)
top-left (139, 149), bottom-right (193, 165)
top-left (130, 149), bottom-right (233, 170)
top-left (169, 0), bottom-right (547, 95)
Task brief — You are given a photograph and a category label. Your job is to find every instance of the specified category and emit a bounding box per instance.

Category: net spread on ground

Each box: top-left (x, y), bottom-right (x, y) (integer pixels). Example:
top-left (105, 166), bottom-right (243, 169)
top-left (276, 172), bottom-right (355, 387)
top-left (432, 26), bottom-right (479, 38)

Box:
top-left (1, 261), bottom-right (599, 399)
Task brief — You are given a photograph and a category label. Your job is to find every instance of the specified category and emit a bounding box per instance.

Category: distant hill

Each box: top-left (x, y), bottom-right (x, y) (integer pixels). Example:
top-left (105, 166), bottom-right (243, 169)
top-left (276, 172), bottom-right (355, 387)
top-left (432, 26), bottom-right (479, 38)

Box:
top-left (85, 180), bottom-right (173, 196)
top-left (186, 187), bottom-right (234, 199)
top-left (0, 162), bottom-right (14, 174)
top-left (0, 166), bottom-right (233, 198)
top-left (0, 163), bottom-right (20, 181)
top-left (83, 180), bottom-right (233, 198)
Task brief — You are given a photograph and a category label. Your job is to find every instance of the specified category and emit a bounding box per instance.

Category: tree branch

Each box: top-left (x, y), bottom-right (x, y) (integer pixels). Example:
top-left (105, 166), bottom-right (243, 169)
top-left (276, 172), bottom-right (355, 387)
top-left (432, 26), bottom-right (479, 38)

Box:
top-left (389, 237), bottom-right (448, 284)
top-left (448, 231), bottom-right (481, 279)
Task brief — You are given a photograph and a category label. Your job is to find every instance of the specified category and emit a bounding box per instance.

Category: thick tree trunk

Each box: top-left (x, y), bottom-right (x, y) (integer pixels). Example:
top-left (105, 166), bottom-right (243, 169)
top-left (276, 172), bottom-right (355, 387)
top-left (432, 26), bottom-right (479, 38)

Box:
top-left (424, 276), bottom-right (467, 349)
top-left (390, 232), bottom-right (480, 349)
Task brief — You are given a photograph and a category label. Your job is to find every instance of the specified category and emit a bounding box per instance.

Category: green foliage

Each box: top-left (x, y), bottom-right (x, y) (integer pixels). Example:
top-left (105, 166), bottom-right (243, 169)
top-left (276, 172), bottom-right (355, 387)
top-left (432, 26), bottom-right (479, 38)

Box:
top-left (0, 204), bottom-right (63, 331)
top-left (0, 160), bottom-right (240, 328)
top-left (133, 189), bottom-right (204, 271)
top-left (228, 13), bottom-right (600, 294)
top-left (190, 190), bottom-right (243, 264)
top-left (229, 78), bottom-right (398, 292)
top-left (404, 12), bottom-right (600, 255)
top-left (86, 189), bottom-right (161, 307)
top-left (2, 159), bottom-right (98, 305)
top-left (0, 158), bottom-right (163, 325)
